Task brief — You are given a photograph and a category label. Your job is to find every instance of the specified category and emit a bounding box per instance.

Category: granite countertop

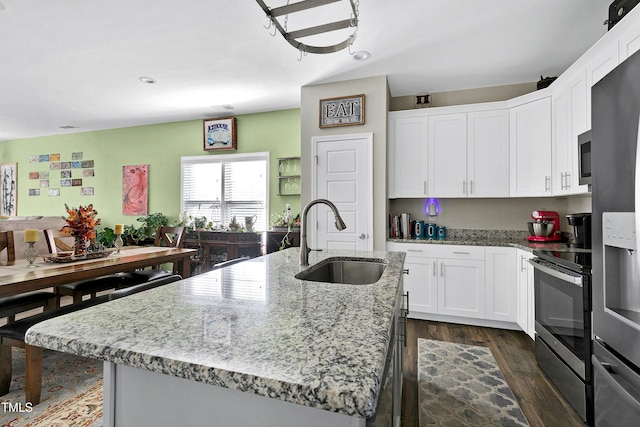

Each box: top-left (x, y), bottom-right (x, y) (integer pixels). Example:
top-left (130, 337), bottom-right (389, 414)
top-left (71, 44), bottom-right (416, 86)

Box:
top-left (25, 248), bottom-right (406, 419)
top-left (388, 228), bottom-right (577, 253)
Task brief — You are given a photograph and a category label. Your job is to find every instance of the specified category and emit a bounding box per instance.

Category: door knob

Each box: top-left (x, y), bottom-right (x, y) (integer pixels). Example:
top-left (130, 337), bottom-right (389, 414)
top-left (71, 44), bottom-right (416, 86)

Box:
top-left (358, 233), bottom-right (366, 239)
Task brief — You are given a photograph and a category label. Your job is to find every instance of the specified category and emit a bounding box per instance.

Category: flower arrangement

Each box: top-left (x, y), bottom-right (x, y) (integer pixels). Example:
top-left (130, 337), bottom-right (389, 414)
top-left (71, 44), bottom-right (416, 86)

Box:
top-left (61, 203), bottom-right (101, 241)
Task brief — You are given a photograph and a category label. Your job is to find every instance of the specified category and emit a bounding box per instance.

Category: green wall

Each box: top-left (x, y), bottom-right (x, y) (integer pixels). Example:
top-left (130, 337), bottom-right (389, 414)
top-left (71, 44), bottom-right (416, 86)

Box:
top-left (0, 109), bottom-right (301, 230)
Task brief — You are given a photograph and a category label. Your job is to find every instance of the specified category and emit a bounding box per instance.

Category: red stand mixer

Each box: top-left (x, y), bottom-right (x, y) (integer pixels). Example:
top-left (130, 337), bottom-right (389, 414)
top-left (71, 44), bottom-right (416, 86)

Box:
top-left (527, 210), bottom-right (562, 242)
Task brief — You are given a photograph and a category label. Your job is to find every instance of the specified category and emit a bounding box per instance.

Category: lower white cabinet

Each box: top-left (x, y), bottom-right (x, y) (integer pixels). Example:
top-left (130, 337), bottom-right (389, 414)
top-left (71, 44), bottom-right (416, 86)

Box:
top-left (485, 247), bottom-right (517, 322)
top-left (516, 249), bottom-right (535, 339)
top-left (388, 243), bottom-right (486, 319)
top-left (402, 247), bottom-right (438, 314)
top-left (388, 242), bottom-right (529, 332)
top-left (437, 255), bottom-right (485, 319)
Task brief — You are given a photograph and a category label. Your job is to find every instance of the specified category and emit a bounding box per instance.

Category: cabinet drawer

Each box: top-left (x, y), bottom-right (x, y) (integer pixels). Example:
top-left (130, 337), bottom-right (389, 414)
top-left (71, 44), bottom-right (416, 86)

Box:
top-left (433, 245), bottom-right (485, 260)
top-left (387, 242), bottom-right (442, 258)
top-left (387, 242), bottom-right (485, 260)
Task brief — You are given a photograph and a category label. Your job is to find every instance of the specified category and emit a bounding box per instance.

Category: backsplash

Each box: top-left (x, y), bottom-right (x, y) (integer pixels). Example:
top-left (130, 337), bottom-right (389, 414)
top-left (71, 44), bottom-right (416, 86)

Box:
top-left (388, 195), bottom-right (591, 233)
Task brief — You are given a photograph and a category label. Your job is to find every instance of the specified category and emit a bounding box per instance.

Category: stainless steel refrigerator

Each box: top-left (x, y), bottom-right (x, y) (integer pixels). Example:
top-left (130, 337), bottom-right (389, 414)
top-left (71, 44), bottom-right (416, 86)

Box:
top-left (592, 47), bottom-right (640, 426)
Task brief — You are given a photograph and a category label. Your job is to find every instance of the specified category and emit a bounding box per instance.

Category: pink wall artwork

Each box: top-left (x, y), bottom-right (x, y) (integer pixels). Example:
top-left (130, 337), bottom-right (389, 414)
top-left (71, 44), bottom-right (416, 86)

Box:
top-left (122, 164), bottom-right (148, 215)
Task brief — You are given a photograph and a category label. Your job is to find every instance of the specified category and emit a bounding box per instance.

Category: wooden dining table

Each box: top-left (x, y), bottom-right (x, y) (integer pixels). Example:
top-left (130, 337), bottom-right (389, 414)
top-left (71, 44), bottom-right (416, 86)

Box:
top-left (0, 246), bottom-right (197, 298)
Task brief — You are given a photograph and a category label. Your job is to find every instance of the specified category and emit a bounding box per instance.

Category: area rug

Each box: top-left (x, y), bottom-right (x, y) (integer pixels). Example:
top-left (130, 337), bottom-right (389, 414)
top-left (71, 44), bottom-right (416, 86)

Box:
top-left (418, 338), bottom-right (529, 427)
top-left (0, 348), bottom-right (103, 427)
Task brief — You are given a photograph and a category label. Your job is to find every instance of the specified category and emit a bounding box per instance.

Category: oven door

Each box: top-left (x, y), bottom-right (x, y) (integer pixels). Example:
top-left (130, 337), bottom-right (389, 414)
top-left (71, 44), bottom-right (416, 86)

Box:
top-left (531, 257), bottom-right (589, 379)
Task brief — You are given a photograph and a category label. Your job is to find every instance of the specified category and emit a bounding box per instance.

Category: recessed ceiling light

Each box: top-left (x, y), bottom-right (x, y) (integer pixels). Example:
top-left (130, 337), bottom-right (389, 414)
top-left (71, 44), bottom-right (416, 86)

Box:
top-left (138, 76), bottom-right (156, 84)
top-left (59, 125), bottom-right (79, 130)
top-left (353, 51), bottom-right (371, 61)
top-left (210, 104), bottom-right (234, 110)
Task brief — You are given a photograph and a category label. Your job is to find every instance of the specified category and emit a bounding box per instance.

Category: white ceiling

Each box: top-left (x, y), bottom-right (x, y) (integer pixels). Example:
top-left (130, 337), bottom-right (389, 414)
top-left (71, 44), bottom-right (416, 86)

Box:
top-left (0, 0), bottom-right (611, 141)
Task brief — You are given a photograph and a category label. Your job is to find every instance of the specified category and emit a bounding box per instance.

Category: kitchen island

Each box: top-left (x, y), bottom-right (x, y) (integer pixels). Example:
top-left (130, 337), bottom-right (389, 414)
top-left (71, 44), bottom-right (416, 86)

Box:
top-left (25, 248), bottom-right (406, 427)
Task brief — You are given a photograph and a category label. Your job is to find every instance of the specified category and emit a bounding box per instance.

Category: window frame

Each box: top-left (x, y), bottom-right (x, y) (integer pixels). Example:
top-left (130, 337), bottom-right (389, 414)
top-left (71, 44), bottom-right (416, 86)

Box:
top-left (180, 152), bottom-right (270, 231)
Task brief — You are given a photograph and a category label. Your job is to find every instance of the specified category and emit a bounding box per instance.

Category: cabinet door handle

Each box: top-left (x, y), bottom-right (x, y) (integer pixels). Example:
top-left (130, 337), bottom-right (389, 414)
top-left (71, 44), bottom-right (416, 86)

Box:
top-left (407, 249), bottom-right (423, 253)
top-left (469, 180), bottom-right (473, 195)
top-left (463, 180), bottom-right (466, 194)
top-left (433, 261), bottom-right (436, 276)
top-left (424, 181), bottom-right (427, 194)
top-left (545, 176), bottom-right (551, 192)
top-left (440, 262), bottom-right (444, 277)
top-left (566, 172), bottom-right (571, 189)
top-left (453, 251), bottom-right (470, 255)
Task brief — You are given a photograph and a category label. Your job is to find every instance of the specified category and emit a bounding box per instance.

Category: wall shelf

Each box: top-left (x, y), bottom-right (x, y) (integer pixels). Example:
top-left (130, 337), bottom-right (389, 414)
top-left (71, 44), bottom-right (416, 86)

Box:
top-left (277, 157), bottom-right (300, 196)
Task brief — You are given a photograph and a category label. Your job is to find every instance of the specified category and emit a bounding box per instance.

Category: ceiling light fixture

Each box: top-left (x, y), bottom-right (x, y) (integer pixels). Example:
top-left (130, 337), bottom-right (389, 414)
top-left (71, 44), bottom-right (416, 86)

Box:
top-left (59, 125), bottom-right (79, 130)
top-left (353, 50), bottom-right (370, 61)
top-left (255, 0), bottom-right (359, 55)
top-left (138, 76), bottom-right (156, 84)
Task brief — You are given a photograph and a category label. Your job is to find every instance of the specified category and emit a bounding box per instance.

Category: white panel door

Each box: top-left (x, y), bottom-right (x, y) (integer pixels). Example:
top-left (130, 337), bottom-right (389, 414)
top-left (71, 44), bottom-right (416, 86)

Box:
top-left (312, 133), bottom-right (372, 251)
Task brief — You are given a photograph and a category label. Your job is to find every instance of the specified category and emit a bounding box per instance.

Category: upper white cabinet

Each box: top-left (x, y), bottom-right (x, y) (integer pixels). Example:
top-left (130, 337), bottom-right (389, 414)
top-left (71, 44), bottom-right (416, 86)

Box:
top-left (552, 71), bottom-right (590, 196)
top-left (467, 110), bottom-right (510, 197)
top-left (509, 97), bottom-right (552, 197)
top-left (619, 20), bottom-right (640, 60)
top-left (389, 107), bottom-right (510, 199)
top-left (428, 110), bottom-right (510, 198)
top-left (388, 113), bottom-right (428, 198)
top-left (428, 113), bottom-right (467, 197)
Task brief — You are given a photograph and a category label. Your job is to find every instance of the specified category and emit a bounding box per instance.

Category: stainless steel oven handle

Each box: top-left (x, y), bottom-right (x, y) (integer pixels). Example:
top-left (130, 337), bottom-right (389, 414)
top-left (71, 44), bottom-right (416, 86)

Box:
top-left (528, 258), bottom-right (583, 287)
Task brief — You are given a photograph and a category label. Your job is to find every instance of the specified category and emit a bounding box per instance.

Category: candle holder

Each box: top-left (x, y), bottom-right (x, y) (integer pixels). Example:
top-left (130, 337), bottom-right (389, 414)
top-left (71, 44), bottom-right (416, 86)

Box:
top-left (114, 234), bottom-right (123, 253)
top-left (25, 242), bottom-right (38, 267)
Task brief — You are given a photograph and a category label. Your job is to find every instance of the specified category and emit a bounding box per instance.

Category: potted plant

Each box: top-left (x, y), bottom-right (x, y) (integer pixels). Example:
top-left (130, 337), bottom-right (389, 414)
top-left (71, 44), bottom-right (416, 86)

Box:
top-left (124, 212), bottom-right (170, 245)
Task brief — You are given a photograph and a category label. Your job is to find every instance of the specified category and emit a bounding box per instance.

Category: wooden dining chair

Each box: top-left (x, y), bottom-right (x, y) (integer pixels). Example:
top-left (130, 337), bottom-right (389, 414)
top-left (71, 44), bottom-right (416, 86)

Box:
top-left (0, 231), bottom-right (57, 322)
top-left (119, 226), bottom-right (186, 285)
top-left (43, 228), bottom-right (125, 304)
top-left (43, 229), bottom-right (74, 254)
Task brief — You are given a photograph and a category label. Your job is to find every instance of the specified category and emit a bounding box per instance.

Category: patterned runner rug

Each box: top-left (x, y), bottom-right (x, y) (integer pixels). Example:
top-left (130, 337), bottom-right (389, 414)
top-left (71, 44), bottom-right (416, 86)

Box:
top-left (418, 338), bottom-right (530, 427)
top-left (0, 348), bottom-right (102, 427)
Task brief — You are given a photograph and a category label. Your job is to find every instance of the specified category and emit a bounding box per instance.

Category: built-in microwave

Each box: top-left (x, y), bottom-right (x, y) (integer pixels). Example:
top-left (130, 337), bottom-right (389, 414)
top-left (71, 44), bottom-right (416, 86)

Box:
top-left (578, 130), bottom-right (592, 187)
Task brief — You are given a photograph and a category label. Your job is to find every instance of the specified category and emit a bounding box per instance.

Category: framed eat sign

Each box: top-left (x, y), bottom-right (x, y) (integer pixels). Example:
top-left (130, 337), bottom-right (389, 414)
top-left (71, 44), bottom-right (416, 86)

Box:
top-left (319, 94), bottom-right (365, 128)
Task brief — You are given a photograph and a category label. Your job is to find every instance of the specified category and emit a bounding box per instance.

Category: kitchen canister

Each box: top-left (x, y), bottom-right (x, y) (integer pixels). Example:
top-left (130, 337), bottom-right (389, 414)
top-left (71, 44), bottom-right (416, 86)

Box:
top-left (437, 226), bottom-right (447, 240)
top-left (426, 223), bottom-right (437, 240)
top-left (414, 221), bottom-right (425, 239)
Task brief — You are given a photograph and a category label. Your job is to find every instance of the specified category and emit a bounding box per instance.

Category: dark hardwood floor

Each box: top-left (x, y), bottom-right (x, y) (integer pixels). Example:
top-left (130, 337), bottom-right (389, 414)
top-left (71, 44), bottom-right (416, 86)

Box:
top-left (401, 319), bottom-right (586, 427)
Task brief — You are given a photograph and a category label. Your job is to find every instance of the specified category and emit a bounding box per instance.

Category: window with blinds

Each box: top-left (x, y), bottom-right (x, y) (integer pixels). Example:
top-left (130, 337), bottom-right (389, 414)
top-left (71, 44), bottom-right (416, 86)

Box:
top-left (181, 153), bottom-right (269, 231)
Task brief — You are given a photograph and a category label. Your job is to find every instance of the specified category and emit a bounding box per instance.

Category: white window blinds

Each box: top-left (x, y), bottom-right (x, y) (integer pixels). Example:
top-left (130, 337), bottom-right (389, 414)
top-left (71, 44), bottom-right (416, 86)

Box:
top-left (181, 153), bottom-right (269, 231)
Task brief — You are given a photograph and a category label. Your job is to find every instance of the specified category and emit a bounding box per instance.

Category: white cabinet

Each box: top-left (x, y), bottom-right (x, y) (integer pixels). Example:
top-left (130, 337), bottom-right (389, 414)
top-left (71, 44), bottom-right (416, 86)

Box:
top-left (428, 110), bottom-right (510, 198)
top-left (585, 40), bottom-right (619, 130)
top-left (388, 113), bottom-right (428, 198)
top-left (619, 20), bottom-right (640, 61)
top-left (516, 249), bottom-right (535, 340)
top-left (401, 246), bottom-right (438, 314)
top-left (428, 113), bottom-right (467, 197)
top-left (467, 110), bottom-right (510, 197)
top-left (438, 254), bottom-right (486, 319)
top-left (552, 71), bottom-right (590, 195)
top-left (387, 243), bottom-right (485, 319)
top-left (485, 247), bottom-right (517, 323)
top-left (509, 97), bottom-right (552, 196)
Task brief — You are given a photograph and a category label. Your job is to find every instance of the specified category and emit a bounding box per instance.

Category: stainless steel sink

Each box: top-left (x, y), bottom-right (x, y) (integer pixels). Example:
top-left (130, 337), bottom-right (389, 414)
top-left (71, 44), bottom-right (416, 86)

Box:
top-left (295, 257), bottom-right (386, 284)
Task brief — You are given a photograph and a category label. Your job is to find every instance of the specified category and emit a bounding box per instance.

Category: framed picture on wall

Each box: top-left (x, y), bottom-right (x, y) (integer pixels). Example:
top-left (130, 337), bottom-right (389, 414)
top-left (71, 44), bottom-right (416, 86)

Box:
top-left (203, 117), bottom-right (237, 151)
top-left (319, 94), bottom-right (365, 128)
top-left (0, 163), bottom-right (17, 217)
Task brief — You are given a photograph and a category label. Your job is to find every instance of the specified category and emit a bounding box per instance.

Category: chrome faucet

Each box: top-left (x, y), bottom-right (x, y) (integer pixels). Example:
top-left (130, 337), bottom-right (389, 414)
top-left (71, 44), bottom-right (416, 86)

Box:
top-left (299, 199), bottom-right (347, 266)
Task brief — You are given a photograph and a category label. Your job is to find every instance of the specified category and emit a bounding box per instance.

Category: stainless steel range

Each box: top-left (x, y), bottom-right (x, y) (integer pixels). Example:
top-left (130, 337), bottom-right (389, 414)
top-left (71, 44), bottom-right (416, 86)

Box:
top-left (530, 248), bottom-right (592, 425)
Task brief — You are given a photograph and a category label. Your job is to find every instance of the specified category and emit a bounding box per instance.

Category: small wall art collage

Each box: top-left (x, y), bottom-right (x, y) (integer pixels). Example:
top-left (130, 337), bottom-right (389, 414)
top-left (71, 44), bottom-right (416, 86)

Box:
top-left (28, 152), bottom-right (95, 197)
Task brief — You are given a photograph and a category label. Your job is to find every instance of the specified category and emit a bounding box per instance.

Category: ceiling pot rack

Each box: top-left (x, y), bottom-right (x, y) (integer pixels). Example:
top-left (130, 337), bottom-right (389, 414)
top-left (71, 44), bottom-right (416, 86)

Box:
top-left (255, 0), bottom-right (359, 55)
